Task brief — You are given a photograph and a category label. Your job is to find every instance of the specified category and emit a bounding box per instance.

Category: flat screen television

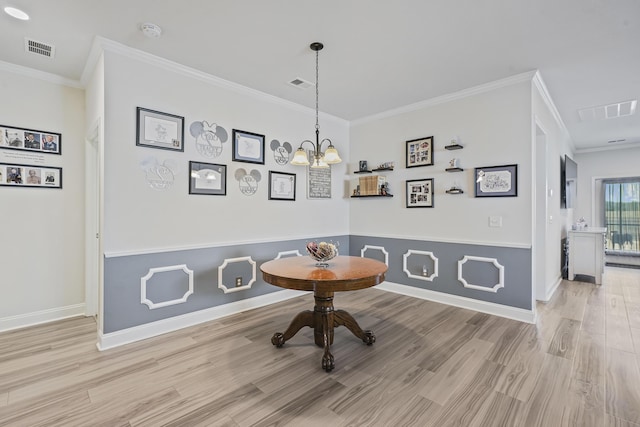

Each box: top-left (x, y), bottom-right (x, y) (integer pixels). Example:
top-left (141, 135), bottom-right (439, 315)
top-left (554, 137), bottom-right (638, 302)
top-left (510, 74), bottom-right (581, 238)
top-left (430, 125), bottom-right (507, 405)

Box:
top-left (561, 154), bottom-right (577, 209)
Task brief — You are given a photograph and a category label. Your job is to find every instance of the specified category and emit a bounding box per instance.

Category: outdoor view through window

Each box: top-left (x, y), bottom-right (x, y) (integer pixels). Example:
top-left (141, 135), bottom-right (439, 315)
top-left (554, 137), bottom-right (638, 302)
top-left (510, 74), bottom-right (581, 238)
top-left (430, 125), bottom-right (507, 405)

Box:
top-left (605, 180), bottom-right (640, 253)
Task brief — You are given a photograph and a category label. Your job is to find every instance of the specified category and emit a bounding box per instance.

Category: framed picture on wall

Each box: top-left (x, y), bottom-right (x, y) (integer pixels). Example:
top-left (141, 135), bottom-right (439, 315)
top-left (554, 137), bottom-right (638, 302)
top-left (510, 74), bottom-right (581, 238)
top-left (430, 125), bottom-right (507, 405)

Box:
top-left (406, 136), bottom-right (433, 168)
top-left (0, 125), bottom-right (61, 155)
top-left (0, 162), bottom-right (62, 189)
top-left (406, 178), bottom-right (434, 208)
top-left (189, 161), bottom-right (226, 195)
top-left (136, 107), bottom-right (185, 152)
top-left (475, 164), bottom-right (518, 197)
top-left (232, 129), bottom-right (265, 164)
top-left (268, 171), bottom-right (296, 201)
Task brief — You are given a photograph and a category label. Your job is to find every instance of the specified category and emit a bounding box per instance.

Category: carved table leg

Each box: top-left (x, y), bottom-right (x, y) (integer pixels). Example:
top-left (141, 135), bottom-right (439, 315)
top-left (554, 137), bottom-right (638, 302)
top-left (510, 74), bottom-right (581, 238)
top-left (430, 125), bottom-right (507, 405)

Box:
top-left (315, 291), bottom-right (335, 371)
top-left (334, 309), bottom-right (376, 345)
top-left (271, 310), bottom-right (314, 347)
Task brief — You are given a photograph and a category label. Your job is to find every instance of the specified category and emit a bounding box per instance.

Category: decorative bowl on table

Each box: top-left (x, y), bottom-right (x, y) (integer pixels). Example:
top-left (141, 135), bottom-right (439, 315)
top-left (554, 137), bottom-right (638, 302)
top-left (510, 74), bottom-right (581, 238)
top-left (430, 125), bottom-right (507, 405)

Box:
top-left (306, 241), bottom-right (338, 267)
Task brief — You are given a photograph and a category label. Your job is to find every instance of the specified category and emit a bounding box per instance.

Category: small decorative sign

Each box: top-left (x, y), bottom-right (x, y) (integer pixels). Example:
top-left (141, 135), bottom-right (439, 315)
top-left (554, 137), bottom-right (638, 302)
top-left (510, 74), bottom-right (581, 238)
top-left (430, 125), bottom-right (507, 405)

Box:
top-left (234, 168), bottom-right (261, 195)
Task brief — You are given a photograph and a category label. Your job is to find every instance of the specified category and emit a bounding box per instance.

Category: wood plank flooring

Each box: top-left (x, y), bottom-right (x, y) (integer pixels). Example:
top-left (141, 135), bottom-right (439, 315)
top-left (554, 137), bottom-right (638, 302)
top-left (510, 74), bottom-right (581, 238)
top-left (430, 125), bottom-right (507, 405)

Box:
top-left (1, 266), bottom-right (640, 426)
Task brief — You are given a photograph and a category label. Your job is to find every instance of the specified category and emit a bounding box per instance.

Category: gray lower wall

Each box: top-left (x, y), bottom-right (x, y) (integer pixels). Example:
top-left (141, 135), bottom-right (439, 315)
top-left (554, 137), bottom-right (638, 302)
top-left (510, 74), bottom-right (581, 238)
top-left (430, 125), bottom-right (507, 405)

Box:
top-left (104, 233), bottom-right (532, 334)
top-left (349, 235), bottom-right (532, 310)
top-left (103, 235), bottom-right (349, 333)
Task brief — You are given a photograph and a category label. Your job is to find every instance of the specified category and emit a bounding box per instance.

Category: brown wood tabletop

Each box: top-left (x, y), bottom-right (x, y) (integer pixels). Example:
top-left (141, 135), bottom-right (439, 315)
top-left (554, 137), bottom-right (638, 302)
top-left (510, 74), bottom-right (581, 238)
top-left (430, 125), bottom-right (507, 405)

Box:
top-left (260, 255), bottom-right (387, 292)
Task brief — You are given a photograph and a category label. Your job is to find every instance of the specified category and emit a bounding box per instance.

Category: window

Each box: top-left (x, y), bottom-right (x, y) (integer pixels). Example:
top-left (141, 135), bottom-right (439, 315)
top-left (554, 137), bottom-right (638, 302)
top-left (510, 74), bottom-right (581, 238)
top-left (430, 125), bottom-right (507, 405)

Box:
top-left (604, 180), bottom-right (640, 253)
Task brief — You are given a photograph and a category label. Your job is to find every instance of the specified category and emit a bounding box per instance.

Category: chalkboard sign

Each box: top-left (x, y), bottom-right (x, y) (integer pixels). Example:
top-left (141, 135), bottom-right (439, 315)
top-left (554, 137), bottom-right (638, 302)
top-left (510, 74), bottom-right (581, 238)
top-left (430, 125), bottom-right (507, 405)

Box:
top-left (307, 163), bottom-right (331, 199)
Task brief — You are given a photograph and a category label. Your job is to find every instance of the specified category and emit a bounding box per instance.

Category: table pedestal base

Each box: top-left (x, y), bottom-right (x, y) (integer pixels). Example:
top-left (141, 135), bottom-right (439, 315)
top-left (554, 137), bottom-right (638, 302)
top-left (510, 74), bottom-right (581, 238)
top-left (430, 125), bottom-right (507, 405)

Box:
top-left (271, 291), bottom-right (375, 372)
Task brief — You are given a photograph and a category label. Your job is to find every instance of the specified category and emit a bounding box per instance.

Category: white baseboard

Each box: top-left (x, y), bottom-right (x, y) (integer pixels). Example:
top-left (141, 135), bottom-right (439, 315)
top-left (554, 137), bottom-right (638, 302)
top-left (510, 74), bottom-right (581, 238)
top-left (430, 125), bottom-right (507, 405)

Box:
top-left (0, 303), bottom-right (86, 333)
top-left (97, 289), bottom-right (306, 351)
top-left (538, 276), bottom-right (563, 303)
top-left (376, 281), bottom-right (536, 324)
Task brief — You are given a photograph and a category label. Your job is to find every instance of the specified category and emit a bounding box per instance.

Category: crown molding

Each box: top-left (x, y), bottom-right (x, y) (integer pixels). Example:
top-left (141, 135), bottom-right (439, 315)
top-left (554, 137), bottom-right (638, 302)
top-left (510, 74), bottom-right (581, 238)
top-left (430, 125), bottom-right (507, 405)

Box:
top-left (351, 71), bottom-right (538, 127)
top-left (532, 71), bottom-right (575, 152)
top-left (80, 36), bottom-right (349, 126)
top-left (0, 59), bottom-right (82, 89)
top-left (575, 141), bottom-right (640, 155)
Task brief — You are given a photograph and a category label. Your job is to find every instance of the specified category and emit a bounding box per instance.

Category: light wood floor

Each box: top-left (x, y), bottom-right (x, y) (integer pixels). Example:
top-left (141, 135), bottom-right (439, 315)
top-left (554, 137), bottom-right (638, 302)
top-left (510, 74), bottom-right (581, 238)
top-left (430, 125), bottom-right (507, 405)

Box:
top-left (1, 267), bottom-right (640, 426)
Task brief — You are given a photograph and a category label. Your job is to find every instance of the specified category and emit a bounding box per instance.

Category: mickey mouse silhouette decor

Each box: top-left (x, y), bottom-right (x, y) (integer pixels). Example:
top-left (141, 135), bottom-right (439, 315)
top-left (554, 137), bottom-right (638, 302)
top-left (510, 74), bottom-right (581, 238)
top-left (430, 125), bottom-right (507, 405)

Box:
top-left (139, 156), bottom-right (177, 190)
top-left (232, 129), bottom-right (265, 164)
top-left (234, 168), bottom-right (261, 195)
top-left (136, 107), bottom-right (184, 152)
top-left (189, 120), bottom-right (228, 158)
top-left (270, 139), bottom-right (293, 165)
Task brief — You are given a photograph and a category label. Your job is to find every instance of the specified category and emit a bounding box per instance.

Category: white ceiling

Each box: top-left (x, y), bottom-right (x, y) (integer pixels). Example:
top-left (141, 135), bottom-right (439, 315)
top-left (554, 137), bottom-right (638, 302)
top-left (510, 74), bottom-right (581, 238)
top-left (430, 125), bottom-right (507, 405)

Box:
top-left (1, 0), bottom-right (639, 152)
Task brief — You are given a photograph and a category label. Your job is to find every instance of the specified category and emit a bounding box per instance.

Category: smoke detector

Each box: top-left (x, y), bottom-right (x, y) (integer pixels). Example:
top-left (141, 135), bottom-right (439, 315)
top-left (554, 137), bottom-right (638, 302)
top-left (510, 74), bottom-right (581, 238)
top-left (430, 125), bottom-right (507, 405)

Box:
top-left (140, 22), bottom-right (162, 38)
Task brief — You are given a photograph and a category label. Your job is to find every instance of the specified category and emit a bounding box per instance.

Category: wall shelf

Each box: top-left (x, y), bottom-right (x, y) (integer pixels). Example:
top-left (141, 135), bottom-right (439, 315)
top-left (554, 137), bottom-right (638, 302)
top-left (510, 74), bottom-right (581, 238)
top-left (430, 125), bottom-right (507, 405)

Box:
top-left (372, 167), bottom-right (394, 172)
top-left (354, 170), bottom-right (372, 174)
top-left (445, 167), bottom-right (464, 172)
top-left (445, 188), bottom-right (464, 194)
top-left (445, 144), bottom-right (464, 150)
top-left (351, 194), bottom-right (394, 198)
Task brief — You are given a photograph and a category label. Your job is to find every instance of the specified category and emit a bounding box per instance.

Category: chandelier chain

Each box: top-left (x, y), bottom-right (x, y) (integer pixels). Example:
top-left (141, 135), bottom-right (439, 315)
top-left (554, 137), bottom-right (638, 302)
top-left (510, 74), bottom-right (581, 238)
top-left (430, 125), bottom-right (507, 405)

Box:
top-left (315, 49), bottom-right (319, 131)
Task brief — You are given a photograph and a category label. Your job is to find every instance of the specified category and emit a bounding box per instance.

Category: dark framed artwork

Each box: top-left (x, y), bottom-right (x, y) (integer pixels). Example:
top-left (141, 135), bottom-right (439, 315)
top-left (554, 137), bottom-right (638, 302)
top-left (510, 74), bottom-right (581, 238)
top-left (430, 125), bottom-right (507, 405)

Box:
top-left (0, 162), bottom-right (62, 189)
top-left (406, 136), bottom-right (433, 168)
top-left (268, 170), bottom-right (296, 201)
top-left (189, 161), bottom-right (226, 195)
top-left (475, 164), bottom-right (518, 197)
top-left (232, 129), bottom-right (265, 164)
top-left (0, 125), bottom-right (61, 155)
top-left (406, 178), bottom-right (434, 208)
top-left (136, 107), bottom-right (185, 152)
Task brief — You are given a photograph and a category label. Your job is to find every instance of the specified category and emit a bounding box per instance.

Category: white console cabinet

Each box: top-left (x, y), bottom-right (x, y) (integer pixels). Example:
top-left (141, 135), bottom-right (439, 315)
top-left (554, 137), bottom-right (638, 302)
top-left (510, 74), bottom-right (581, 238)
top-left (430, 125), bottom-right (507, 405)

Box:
top-left (568, 227), bottom-right (606, 285)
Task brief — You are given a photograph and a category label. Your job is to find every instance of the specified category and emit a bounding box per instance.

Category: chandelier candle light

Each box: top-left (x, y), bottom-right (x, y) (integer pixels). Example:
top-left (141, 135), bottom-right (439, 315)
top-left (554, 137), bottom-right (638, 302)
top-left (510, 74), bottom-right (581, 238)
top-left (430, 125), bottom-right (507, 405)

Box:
top-left (290, 42), bottom-right (342, 169)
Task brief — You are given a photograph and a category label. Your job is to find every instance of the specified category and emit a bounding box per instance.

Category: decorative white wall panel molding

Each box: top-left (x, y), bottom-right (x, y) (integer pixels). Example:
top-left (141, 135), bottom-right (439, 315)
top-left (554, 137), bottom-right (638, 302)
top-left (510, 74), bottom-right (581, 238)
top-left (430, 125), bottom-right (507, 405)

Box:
top-left (403, 250), bottom-right (438, 281)
top-left (360, 245), bottom-right (389, 266)
top-left (98, 289), bottom-right (306, 351)
top-left (274, 250), bottom-right (302, 259)
top-left (140, 264), bottom-right (194, 309)
top-left (457, 256), bottom-right (505, 293)
top-left (218, 256), bottom-right (256, 293)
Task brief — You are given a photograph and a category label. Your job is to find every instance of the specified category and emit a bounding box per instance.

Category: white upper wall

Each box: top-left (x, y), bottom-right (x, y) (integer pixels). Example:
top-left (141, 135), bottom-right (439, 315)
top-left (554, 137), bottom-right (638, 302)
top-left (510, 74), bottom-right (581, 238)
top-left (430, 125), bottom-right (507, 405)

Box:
top-left (0, 68), bottom-right (86, 318)
top-left (101, 49), bottom-right (350, 254)
top-left (575, 145), bottom-right (640, 226)
top-left (349, 78), bottom-right (533, 247)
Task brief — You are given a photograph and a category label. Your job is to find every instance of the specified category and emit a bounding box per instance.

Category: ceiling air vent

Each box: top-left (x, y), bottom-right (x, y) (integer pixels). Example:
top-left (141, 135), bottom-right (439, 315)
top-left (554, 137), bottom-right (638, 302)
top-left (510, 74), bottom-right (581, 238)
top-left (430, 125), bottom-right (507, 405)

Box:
top-left (578, 100), bottom-right (637, 121)
top-left (24, 38), bottom-right (55, 58)
top-left (288, 77), bottom-right (313, 90)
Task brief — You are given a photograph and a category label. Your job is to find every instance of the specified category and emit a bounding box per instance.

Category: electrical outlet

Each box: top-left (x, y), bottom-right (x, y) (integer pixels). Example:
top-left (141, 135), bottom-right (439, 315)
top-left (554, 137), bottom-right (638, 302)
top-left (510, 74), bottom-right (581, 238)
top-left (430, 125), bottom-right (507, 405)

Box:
top-left (489, 216), bottom-right (502, 227)
top-left (235, 277), bottom-right (242, 287)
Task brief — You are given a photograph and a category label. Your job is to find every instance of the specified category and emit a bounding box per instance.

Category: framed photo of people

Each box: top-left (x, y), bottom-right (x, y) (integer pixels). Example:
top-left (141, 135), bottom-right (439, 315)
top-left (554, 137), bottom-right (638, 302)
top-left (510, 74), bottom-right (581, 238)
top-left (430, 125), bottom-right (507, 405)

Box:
top-left (1, 162), bottom-right (62, 189)
top-left (406, 136), bottom-right (433, 168)
top-left (136, 107), bottom-right (185, 152)
top-left (0, 125), bottom-right (61, 155)
top-left (406, 178), bottom-right (434, 208)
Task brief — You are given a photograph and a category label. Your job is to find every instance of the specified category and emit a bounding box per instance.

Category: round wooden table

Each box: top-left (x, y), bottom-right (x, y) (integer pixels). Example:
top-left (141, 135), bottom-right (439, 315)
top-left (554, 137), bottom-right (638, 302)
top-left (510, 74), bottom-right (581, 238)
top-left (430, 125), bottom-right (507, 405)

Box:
top-left (260, 256), bottom-right (387, 371)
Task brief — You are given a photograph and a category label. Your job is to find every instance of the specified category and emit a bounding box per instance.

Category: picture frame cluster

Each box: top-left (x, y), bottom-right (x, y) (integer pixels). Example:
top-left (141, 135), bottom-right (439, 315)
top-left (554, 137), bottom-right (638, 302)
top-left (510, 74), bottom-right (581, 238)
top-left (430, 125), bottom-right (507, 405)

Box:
top-left (0, 125), bottom-right (63, 190)
top-left (137, 106), bottom-right (300, 200)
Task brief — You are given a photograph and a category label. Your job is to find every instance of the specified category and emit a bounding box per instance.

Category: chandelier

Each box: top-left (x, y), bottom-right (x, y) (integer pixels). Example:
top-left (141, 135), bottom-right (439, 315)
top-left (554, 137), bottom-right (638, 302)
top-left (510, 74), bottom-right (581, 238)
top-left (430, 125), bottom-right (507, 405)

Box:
top-left (290, 42), bottom-right (342, 168)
